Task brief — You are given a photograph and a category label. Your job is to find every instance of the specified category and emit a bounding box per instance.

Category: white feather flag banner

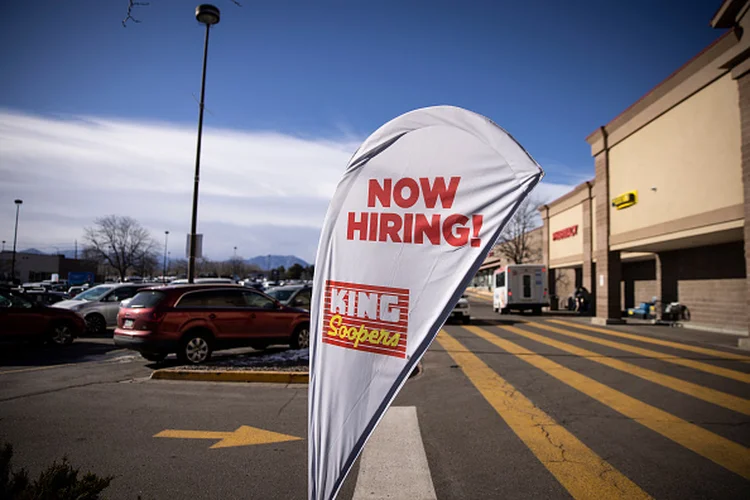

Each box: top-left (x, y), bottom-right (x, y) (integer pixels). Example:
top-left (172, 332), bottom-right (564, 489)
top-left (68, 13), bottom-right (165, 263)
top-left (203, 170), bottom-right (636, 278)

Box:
top-left (308, 105), bottom-right (544, 500)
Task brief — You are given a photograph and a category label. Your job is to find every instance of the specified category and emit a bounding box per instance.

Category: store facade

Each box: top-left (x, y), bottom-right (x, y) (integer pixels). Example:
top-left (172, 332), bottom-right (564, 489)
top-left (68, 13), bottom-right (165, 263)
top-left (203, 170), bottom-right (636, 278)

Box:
top-left (541, 0), bottom-right (750, 340)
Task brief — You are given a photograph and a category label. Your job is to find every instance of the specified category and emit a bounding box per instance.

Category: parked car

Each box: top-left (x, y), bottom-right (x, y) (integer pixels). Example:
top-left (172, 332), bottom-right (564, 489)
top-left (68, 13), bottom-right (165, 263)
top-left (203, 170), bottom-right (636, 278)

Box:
top-left (113, 284), bottom-right (310, 364)
top-left (450, 294), bottom-right (471, 324)
top-left (169, 278), bottom-right (234, 285)
top-left (51, 283), bottom-right (152, 333)
top-left (23, 290), bottom-right (70, 306)
top-left (0, 287), bottom-right (85, 345)
top-left (265, 284), bottom-right (312, 310)
top-left (239, 279), bottom-right (265, 291)
top-left (68, 285), bottom-right (87, 298)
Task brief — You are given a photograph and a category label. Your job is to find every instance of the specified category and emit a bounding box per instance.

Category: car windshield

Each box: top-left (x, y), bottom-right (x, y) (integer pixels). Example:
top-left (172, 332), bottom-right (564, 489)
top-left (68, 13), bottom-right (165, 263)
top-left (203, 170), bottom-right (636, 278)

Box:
top-left (74, 285), bottom-right (113, 301)
top-left (0, 291), bottom-right (33, 309)
top-left (266, 288), bottom-right (297, 301)
top-left (127, 290), bottom-right (166, 309)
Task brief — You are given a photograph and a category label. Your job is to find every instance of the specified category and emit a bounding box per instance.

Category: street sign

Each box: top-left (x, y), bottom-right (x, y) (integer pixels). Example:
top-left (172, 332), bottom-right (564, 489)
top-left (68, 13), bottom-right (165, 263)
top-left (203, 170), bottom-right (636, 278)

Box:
top-left (68, 272), bottom-right (94, 285)
top-left (186, 234), bottom-right (203, 259)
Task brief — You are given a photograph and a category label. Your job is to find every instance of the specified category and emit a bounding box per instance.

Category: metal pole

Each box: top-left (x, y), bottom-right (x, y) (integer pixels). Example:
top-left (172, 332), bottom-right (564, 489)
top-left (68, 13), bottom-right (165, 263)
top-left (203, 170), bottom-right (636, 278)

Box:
top-left (187, 23), bottom-right (212, 284)
top-left (11, 203), bottom-right (21, 283)
top-left (163, 231), bottom-right (169, 283)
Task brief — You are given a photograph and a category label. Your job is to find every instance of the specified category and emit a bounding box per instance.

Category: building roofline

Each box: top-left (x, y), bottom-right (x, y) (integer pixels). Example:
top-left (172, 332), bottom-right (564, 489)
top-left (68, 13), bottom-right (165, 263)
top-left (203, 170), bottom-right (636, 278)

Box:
top-left (712, 0), bottom-right (747, 28)
top-left (541, 179), bottom-right (594, 210)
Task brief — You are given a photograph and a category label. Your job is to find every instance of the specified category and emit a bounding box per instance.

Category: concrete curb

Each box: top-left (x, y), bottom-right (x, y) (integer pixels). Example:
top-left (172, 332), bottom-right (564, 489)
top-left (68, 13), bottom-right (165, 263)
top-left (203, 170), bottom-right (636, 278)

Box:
top-left (151, 369), bottom-right (309, 384)
top-left (151, 362), bottom-right (424, 384)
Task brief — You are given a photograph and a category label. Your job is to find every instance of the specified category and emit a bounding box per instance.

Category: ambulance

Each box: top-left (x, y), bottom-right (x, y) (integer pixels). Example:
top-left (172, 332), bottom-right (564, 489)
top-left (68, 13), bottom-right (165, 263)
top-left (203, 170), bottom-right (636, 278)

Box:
top-left (493, 264), bottom-right (549, 315)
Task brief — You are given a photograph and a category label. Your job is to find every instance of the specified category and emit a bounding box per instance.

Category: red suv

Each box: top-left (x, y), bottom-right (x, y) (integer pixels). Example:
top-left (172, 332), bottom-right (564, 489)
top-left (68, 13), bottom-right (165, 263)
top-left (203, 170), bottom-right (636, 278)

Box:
top-left (1, 287), bottom-right (86, 345)
top-left (113, 284), bottom-right (310, 364)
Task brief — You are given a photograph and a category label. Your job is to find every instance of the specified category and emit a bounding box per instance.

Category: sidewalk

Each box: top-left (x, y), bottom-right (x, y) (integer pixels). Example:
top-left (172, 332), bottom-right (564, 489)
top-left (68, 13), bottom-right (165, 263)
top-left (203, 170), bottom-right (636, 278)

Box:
top-left (464, 287), bottom-right (492, 302)
top-left (553, 314), bottom-right (748, 350)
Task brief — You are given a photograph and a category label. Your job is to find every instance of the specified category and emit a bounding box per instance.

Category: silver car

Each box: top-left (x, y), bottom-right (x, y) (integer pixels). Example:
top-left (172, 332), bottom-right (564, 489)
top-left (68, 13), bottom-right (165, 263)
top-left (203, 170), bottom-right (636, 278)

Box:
top-left (52, 284), bottom-right (151, 333)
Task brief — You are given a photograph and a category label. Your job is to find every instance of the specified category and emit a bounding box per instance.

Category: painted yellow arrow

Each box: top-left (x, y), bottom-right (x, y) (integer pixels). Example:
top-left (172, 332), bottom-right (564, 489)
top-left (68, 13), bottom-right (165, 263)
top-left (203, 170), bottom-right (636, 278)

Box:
top-left (154, 426), bottom-right (302, 449)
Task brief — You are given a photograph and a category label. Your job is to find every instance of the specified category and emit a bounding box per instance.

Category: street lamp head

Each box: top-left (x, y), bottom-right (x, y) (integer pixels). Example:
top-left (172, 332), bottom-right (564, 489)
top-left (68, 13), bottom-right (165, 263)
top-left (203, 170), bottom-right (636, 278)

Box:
top-left (14, 199), bottom-right (22, 205)
top-left (196, 4), bottom-right (220, 25)
top-left (165, 230), bottom-right (169, 235)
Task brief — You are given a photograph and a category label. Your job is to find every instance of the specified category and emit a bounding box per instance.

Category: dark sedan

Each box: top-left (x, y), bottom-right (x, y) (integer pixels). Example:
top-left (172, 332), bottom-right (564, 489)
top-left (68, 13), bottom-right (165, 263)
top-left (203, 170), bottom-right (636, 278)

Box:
top-left (0, 287), bottom-right (86, 345)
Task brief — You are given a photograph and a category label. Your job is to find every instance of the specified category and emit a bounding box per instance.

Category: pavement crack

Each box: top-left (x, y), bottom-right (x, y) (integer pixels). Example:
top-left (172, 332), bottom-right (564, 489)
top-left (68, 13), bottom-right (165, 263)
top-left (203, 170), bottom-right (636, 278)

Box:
top-left (0, 380), bottom-right (123, 403)
top-left (690, 420), bottom-right (750, 427)
top-left (276, 389), bottom-right (299, 417)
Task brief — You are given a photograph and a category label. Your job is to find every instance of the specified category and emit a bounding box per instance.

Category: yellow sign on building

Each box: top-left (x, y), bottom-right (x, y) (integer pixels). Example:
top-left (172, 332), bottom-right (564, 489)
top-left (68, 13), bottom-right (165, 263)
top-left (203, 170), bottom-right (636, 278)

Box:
top-left (611, 190), bottom-right (637, 210)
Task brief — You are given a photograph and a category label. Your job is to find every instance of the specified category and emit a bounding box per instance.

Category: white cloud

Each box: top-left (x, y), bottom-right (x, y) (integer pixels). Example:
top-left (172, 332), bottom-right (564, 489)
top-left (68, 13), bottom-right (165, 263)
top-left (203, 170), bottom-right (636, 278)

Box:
top-left (0, 110), bottom-right (355, 263)
top-left (532, 181), bottom-right (580, 205)
top-left (0, 109), bottom-right (576, 263)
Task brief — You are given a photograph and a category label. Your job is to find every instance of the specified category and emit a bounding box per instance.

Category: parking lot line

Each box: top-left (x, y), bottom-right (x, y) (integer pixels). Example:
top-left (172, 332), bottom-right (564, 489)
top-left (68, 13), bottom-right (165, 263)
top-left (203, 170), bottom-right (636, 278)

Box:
top-left (500, 324), bottom-right (750, 416)
top-left (353, 406), bottom-right (437, 500)
top-left (465, 325), bottom-right (750, 480)
top-left (530, 322), bottom-right (750, 384)
top-left (549, 319), bottom-right (750, 362)
top-left (436, 330), bottom-right (650, 500)
top-left (0, 362), bottom-right (80, 376)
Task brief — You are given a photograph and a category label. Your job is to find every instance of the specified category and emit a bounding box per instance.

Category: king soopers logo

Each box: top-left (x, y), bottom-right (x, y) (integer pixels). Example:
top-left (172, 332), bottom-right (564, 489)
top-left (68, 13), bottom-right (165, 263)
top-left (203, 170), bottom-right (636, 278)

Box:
top-left (322, 280), bottom-right (409, 359)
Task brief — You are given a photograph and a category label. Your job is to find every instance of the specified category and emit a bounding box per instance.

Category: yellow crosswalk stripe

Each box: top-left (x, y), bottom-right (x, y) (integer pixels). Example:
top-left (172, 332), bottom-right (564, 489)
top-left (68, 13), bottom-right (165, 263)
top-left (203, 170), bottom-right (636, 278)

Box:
top-left (436, 331), bottom-right (651, 500)
top-left (530, 322), bottom-right (750, 384)
top-left (498, 324), bottom-right (750, 416)
top-left (464, 325), bottom-right (750, 480)
top-left (549, 319), bottom-right (750, 363)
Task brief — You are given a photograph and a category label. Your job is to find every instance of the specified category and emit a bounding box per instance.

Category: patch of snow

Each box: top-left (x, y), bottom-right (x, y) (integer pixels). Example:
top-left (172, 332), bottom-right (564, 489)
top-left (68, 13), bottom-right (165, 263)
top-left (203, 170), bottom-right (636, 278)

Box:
top-left (208, 348), bottom-right (309, 368)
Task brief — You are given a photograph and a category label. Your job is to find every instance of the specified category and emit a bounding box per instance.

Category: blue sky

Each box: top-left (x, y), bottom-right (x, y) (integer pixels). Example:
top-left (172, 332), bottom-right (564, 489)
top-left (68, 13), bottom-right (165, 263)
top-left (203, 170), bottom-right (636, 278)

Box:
top-left (0, 0), bottom-right (725, 262)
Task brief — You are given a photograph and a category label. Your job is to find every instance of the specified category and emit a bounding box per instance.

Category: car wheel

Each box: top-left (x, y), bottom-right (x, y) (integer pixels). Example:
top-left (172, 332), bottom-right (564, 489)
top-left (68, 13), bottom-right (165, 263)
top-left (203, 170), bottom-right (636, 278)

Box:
top-left (85, 314), bottom-right (106, 335)
top-left (532, 306), bottom-right (543, 316)
top-left (290, 324), bottom-right (310, 350)
top-left (462, 315), bottom-right (471, 325)
top-left (141, 352), bottom-right (167, 363)
top-left (49, 322), bottom-right (75, 346)
top-left (179, 332), bottom-right (212, 364)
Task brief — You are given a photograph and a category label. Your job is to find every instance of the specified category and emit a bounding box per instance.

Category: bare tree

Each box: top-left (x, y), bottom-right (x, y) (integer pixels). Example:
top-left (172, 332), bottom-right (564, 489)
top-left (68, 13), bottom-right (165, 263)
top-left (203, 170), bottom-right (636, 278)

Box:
top-left (83, 216), bottom-right (158, 281)
top-left (122, 0), bottom-right (242, 27)
top-left (171, 258), bottom-right (188, 277)
top-left (133, 250), bottom-right (160, 278)
top-left (122, 0), bottom-right (149, 27)
top-left (494, 197), bottom-right (542, 264)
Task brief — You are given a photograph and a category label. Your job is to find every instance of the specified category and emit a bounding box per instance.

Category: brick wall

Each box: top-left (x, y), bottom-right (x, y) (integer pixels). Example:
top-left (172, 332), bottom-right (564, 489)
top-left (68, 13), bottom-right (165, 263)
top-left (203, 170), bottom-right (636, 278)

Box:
top-left (593, 148), bottom-right (621, 319)
top-left (581, 191), bottom-right (594, 309)
top-left (634, 280), bottom-right (658, 308)
top-left (621, 259), bottom-right (657, 310)
top-left (553, 268), bottom-right (577, 309)
top-left (737, 73), bottom-right (750, 335)
top-left (678, 279), bottom-right (747, 329)
top-left (659, 241), bottom-right (746, 330)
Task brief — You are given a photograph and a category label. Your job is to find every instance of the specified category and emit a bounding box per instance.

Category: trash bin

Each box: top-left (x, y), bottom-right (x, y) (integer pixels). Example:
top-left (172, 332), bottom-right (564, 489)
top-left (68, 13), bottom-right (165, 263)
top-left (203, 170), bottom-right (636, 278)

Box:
top-left (549, 295), bottom-right (559, 311)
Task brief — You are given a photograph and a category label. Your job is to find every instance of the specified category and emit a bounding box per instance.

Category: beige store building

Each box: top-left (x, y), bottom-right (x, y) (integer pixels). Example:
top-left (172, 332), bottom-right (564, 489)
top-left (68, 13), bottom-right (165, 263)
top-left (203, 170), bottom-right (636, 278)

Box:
top-left (540, 0), bottom-right (750, 340)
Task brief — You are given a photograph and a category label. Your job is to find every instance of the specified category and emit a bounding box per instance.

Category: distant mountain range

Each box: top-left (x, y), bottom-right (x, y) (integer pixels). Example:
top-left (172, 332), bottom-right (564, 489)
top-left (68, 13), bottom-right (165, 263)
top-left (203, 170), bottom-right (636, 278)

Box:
top-left (17, 249), bottom-right (309, 269)
top-left (20, 248), bottom-right (78, 259)
top-left (246, 255), bottom-right (309, 270)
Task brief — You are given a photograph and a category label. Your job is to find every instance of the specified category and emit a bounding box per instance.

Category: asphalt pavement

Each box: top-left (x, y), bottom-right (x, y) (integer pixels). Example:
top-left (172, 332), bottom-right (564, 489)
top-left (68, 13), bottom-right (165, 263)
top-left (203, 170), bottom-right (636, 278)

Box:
top-left (1, 300), bottom-right (749, 499)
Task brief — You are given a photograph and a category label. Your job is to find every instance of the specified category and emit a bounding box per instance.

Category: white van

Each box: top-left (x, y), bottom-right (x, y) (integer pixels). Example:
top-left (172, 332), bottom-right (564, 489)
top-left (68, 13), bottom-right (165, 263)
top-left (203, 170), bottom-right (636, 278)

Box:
top-left (493, 264), bottom-right (549, 315)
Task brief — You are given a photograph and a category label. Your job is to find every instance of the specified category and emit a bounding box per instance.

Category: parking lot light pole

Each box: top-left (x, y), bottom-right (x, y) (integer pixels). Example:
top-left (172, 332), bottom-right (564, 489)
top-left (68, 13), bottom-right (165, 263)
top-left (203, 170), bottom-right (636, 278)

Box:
top-left (187, 4), bottom-right (220, 284)
top-left (163, 231), bottom-right (169, 283)
top-left (11, 199), bottom-right (22, 283)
